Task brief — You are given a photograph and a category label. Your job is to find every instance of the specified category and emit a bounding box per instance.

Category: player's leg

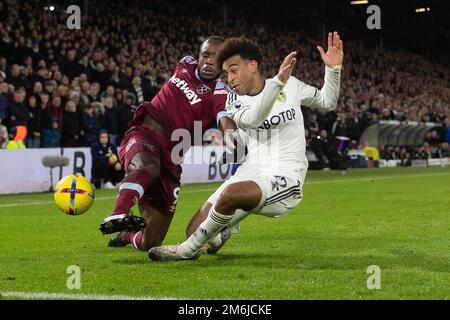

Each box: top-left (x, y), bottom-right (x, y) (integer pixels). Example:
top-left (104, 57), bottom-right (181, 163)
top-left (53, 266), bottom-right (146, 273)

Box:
top-left (148, 181), bottom-right (262, 261)
top-left (185, 202), bottom-right (211, 237)
top-left (109, 202), bottom-right (173, 250)
top-left (186, 201), bottom-right (250, 254)
top-left (109, 168), bottom-right (180, 249)
top-left (99, 151), bottom-right (160, 234)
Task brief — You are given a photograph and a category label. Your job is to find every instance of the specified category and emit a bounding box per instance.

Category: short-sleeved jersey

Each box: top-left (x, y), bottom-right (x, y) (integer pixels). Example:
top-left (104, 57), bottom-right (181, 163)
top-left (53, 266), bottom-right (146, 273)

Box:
top-left (226, 76), bottom-right (319, 175)
top-left (132, 56), bottom-right (228, 143)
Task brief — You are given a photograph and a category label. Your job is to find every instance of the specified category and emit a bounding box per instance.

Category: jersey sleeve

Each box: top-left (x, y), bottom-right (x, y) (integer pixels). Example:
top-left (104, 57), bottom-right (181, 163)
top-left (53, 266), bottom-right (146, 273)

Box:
top-left (295, 66), bottom-right (341, 111)
top-left (216, 91), bottom-right (236, 126)
top-left (229, 77), bottom-right (285, 130)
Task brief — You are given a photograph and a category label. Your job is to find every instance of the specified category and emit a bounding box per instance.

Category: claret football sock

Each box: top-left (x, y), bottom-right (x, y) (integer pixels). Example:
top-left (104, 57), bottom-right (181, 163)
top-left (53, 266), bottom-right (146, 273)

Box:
top-left (111, 170), bottom-right (152, 216)
top-left (178, 206), bottom-right (232, 257)
top-left (120, 231), bottom-right (136, 244)
top-left (131, 231), bottom-right (144, 251)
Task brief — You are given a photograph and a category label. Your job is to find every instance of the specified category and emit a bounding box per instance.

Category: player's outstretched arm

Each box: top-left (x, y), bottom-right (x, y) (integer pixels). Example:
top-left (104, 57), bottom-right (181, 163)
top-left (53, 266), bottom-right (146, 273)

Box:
top-left (235, 52), bottom-right (297, 129)
top-left (218, 116), bottom-right (239, 150)
top-left (301, 32), bottom-right (343, 112)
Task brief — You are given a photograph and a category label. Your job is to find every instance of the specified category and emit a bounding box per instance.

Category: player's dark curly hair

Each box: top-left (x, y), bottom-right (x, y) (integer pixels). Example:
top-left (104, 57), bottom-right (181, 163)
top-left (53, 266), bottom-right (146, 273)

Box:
top-left (216, 37), bottom-right (263, 69)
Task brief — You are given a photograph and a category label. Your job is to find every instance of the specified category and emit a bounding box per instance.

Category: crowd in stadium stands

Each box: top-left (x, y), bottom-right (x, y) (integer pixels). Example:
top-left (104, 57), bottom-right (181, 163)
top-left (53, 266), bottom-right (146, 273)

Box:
top-left (1, 0), bottom-right (449, 170)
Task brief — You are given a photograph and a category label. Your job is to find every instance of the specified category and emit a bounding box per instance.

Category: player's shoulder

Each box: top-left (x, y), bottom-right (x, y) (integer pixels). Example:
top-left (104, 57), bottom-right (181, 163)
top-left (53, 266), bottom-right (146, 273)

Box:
top-left (268, 75), bottom-right (300, 86)
top-left (211, 80), bottom-right (230, 96)
top-left (226, 90), bottom-right (246, 110)
top-left (178, 55), bottom-right (198, 66)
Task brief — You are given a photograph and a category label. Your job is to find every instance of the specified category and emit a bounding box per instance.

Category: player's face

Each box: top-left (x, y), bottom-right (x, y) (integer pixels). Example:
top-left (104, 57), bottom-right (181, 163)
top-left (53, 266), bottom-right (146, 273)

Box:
top-left (99, 133), bottom-right (108, 145)
top-left (198, 40), bottom-right (222, 82)
top-left (223, 55), bottom-right (258, 95)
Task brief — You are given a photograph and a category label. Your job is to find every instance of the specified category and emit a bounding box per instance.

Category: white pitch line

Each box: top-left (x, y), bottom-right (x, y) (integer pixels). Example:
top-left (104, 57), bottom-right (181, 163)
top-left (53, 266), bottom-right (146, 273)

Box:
top-left (0, 291), bottom-right (181, 300)
top-left (0, 171), bottom-right (448, 209)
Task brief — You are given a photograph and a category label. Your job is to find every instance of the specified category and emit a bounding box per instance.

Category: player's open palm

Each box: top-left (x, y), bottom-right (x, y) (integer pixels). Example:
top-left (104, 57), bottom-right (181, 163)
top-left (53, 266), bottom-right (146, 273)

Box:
top-left (317, 31), bottom-right (344, 68)
top-left (277, 51), bottom-right (297, 84)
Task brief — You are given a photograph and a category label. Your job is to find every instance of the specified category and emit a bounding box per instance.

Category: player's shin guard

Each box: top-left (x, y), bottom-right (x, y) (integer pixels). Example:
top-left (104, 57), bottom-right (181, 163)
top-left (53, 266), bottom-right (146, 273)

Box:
top-left (111, 170), bottom-right (152, 215)
top-left (178, 206), bottom-right (232, 258)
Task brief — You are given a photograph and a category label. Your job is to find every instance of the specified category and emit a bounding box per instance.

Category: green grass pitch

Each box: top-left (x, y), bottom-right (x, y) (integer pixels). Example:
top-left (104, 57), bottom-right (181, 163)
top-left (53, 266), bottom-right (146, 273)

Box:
top-left (1, 166), bottom-right (449, 300)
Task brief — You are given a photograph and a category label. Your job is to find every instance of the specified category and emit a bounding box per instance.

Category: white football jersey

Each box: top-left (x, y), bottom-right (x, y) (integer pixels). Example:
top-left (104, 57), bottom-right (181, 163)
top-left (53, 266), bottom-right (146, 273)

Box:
top-left (226, 69), bottom-right (341, 176)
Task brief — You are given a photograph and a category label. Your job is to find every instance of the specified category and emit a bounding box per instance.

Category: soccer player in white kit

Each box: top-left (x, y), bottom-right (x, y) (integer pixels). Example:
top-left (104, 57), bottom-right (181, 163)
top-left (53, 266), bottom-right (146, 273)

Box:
top-left (149, 32), bottom-right (344, 261)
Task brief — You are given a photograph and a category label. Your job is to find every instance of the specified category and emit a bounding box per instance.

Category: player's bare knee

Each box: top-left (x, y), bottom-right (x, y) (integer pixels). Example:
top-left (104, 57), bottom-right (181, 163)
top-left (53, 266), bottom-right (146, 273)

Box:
top-left (216, 185), bottom-right (241, 214)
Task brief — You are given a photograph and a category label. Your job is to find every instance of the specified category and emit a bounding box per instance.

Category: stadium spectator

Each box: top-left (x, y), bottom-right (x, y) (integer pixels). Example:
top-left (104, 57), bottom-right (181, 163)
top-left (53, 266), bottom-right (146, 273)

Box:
top-left (25, 95), bottom-right (41, 148)
top-left (5, 125), bottom-right (26, 149)
top-left (148, 76), bottom-right (166, 100)
top-left (117, 93), bottom-right (136, 143)
top-left (80, 103), bottom-right (102, 147)
top-left (399, 147), bottom-right (412, 167)
top-left (102, 96), bottom-right (118, 145)
top-left (61, 101), bottom-right (80, 147)
top-left (48, 94), bottom-right (63, 124)
top-left (8, 87), bottom-right (29, 129)
top-left (308, 112), bottom-right (320, 137)
top-left (86, 82), bottom-right (101, 104)
top-left (0, 80), bottom-right (8, 122)
top-left (309, 130), bottom-right (335, 169)
top-left (425, 130), bottom-right (441, 146)
top-left (100, 85), bottom-right (118, 109)
top-left (331, 112), bottom-right (349, 138)
top-left (0, 122), bottom-right (8, 148)
top-left (61, 49), bottom-right (83, 80)
top-left (41, 120), bottom-right (61, 148)
top-left (444, 119), bottom-right (450, 145)
top-left (131, 76), bottom-right (149, 104)
top-left (362, 142), bottom-right (380, 167)
top-left (38, 92), bottom-right (52, 131)
top-left (438, 143), bottom-right (450, 159)
top-left (91, 130), bottom-right (123, 189)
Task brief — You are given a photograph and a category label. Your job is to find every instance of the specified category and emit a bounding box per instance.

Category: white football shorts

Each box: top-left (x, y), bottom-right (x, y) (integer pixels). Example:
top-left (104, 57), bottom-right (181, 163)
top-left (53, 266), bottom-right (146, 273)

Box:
top-left (207, 168), bottom-right (307, 218)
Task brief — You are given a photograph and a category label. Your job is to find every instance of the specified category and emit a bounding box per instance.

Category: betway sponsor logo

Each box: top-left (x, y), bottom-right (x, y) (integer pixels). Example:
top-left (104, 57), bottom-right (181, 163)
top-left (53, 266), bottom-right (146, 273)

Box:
top-left (171, 77), bottom-right (202, 105)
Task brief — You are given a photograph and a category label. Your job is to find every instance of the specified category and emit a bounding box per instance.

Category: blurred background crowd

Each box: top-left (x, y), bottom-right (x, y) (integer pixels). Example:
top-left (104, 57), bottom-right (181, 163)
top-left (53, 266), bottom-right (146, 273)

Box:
top-left (1, 0), bottom-right (449, 180)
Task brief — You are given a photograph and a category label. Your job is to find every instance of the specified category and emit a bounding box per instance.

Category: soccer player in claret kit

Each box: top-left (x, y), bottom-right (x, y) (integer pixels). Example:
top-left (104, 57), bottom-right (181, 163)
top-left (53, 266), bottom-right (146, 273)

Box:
top-left (99, 36), bottom-right (229, 251)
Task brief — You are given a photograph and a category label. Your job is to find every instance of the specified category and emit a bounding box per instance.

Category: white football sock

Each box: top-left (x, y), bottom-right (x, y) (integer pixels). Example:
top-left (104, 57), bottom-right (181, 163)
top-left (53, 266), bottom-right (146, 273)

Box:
top-left (178, 206), bottom-right (232, 257)
top-left (206, 209), bottom-right (251, 247)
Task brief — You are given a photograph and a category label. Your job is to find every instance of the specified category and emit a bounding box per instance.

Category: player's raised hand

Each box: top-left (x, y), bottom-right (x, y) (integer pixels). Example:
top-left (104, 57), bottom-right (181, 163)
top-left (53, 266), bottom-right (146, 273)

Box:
top-left (317, 31), bottom-right (344, 68)
top-left (277, 51), bottom-right (297, 84)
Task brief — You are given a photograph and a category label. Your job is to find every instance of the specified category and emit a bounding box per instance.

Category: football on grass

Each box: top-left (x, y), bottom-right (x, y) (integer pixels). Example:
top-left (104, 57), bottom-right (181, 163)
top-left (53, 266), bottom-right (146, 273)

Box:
top-left (54, 175), bottom-right (95, 215)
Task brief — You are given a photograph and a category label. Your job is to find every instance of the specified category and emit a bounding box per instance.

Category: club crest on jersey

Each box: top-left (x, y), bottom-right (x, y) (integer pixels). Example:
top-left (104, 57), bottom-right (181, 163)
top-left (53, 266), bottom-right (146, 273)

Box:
top-left (232, 101), bottom-right (244, 109)
top-left (277, 91), bottom-right (287, 102)
top-left (196, 84), bottom-right (211, 94)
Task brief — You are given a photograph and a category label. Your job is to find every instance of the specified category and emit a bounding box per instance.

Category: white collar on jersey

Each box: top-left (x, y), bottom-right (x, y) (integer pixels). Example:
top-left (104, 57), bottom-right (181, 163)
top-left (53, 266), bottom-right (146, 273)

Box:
top-left (247, 79), bottom-right (266, 97)
top-left (195, 68), bottom-right (218, 83)
top-left (195, 68), bottom-right (201, 81)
